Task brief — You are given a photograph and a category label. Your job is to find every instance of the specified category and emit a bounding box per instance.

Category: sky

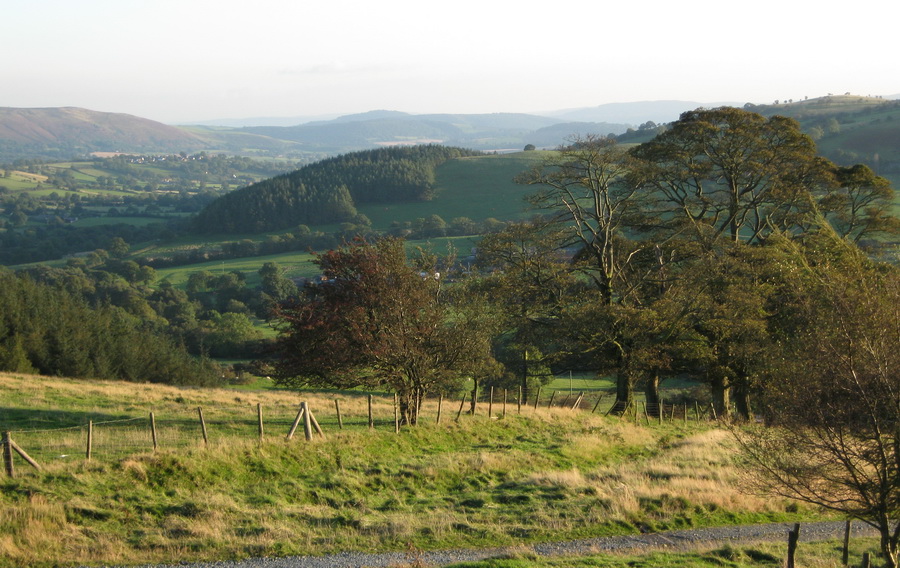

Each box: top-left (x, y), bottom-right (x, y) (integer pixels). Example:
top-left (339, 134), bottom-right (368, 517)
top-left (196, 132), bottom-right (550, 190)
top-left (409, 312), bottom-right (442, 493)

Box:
top-left (3, 0), bottom-right (898, 125)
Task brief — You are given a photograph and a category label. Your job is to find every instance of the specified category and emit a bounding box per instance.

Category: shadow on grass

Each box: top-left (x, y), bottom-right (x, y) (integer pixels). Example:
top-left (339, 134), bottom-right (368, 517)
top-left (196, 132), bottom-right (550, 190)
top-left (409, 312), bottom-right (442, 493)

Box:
top-left (0, 407), bottom-right (135, 432)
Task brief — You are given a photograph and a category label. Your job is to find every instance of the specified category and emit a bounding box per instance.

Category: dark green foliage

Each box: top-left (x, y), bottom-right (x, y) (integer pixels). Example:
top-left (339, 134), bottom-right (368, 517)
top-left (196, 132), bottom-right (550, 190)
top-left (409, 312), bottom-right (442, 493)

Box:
top-left (193, 145), bottom-right (483, 234)
top-left (0, 269), bottom-right (221, 385)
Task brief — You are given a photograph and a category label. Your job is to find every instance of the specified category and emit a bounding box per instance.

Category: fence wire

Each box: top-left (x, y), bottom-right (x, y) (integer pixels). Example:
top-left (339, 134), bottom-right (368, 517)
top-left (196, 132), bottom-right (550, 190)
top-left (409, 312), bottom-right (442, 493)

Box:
top-left (4, 392), bottom-right (716, 471)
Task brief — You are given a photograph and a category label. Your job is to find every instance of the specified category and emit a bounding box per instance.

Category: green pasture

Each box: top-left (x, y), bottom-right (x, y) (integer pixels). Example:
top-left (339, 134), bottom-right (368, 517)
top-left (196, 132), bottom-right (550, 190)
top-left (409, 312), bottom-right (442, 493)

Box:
top-left (153, 250), bottom-right (319, 289)
top-left (358, 152), bottom-right (543, 228)
top-left (148, 236), bottom-right (472, 291)
top-left (72, 216), bottom-right (166, 227)
top-left (0, 172), bottom-right (42, 190)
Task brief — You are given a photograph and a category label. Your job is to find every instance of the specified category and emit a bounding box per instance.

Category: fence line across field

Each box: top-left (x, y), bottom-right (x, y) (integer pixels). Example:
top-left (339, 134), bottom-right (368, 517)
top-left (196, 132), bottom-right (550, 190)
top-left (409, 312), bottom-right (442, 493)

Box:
top-left (3, 389), bottom-right (723, 477)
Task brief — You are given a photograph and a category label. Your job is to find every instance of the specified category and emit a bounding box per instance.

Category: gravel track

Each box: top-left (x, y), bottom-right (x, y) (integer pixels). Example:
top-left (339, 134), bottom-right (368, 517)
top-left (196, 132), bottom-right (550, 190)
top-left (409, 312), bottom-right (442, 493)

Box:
top-left (108, 521), bottom-right (879, 568)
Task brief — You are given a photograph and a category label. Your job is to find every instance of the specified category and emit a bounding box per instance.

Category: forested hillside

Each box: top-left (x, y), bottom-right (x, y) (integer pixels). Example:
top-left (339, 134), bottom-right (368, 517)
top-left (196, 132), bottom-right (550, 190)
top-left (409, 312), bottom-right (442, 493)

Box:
top-left (192, 145), bottom-right (483, 234)
top-left (0, 269), bottom-right (220, 384)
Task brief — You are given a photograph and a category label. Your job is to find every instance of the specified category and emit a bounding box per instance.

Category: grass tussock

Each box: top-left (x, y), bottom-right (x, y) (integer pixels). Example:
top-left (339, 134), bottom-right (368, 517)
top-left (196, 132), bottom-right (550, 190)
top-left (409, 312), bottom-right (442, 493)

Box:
top-left (0, 372), bottom-right (822, 567)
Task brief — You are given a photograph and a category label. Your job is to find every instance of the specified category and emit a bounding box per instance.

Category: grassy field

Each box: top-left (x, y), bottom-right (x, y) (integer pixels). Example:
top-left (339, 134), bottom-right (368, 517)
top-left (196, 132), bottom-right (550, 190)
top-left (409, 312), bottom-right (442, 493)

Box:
top-left (358, 152), bottom-right (544, 228)
top-left (0, 371), bottom-right (826, 568)
top-left (152, 250), bottom-right (320, 288)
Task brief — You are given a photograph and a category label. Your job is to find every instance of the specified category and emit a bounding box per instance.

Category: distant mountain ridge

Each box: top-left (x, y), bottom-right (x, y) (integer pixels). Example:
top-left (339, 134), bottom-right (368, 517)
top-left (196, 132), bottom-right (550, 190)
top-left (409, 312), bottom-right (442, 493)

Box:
top-left (0, 105), bottom-right (632, 160)
top-left (3, 96), bottom-right (900, 164)
top-left (0, 106), bottom-right (203, 152)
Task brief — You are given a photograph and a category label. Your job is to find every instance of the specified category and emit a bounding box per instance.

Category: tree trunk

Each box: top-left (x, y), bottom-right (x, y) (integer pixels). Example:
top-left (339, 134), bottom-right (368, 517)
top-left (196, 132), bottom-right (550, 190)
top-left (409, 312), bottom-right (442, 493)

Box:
top-left (710, 375), bottom-right (731, 419)
top-left (398, 390), bottom-right (416, 426)
top-left (611, 373), bottom-right (634, 415)
top-left (879, 521), bottom-right (899, 568)
top-left (521, 348), bottom-right (529, 406)
top-left (733, 378), bottom-right (752, 421)
top-left (644, 373), bottom-right (661, 417)
top-left (469, 378), bottom-right (479, 415)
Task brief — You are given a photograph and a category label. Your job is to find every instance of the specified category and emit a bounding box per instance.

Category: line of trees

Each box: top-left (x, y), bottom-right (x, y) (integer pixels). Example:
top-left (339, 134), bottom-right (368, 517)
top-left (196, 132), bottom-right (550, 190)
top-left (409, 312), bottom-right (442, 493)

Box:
top-left (273, 108), bottom-right (899, 422)
top-left (269, 108), bottom-right (900, 564)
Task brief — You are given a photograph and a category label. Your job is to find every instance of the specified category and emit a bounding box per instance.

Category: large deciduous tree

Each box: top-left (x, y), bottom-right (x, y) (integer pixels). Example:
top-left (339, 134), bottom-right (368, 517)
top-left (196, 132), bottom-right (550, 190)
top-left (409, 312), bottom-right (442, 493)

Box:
top-left (629, 107), bottom-right (831, 248)
top-left (517, 135), bottom-right (650, 305)
top-left (272, 237), bottom-right (501, 424)
top-left (516, 136), bottom-right (661, 413)
top-left (737, 232), bottom-right (900, 567)
top-left (819, 163), bottom-right (899, 243)
top-left (475, 222), bottom-right (575, 403)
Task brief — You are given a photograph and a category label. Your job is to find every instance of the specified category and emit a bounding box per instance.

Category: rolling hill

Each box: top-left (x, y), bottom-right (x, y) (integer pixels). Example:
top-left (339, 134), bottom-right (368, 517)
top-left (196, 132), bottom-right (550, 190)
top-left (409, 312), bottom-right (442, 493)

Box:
top-left (0, 107), bottom-right (206, 159)
top-left (0, 106), bottom-right (630, 161)
top-left (4, 95), bottom-right (900, 186)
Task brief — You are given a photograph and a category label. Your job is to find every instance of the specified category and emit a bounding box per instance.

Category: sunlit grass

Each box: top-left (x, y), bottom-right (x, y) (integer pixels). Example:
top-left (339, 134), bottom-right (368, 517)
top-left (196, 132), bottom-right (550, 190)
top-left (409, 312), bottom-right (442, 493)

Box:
top-left (0, 371), bottom-right (823, 568)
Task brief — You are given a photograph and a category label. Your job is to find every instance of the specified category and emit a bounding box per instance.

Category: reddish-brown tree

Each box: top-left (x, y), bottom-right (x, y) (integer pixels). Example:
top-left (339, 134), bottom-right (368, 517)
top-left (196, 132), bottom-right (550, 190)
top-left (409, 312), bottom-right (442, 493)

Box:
top-left (272, 237), bottom-right (500, 424)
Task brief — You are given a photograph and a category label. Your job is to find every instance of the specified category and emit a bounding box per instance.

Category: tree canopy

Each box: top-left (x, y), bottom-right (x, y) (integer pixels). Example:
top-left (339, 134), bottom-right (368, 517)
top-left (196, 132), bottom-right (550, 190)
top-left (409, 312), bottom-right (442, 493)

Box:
top-left (271, 237), bottom-right (501, 424)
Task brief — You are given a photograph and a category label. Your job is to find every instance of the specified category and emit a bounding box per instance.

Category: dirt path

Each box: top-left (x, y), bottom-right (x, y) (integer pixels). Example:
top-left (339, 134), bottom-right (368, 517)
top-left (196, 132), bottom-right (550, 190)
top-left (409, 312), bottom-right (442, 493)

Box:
top-left (123, 520), bottom-right (878, 568)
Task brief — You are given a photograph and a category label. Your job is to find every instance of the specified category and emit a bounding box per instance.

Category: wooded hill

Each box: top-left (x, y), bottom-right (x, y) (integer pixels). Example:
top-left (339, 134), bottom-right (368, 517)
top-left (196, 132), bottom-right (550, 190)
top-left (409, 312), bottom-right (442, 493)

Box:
top-left (750, 95), bottom-right (900, 176)
top-left (0, 268), bottom-right (220, 385)
top-left (192, 145), bottom-right (484, 234)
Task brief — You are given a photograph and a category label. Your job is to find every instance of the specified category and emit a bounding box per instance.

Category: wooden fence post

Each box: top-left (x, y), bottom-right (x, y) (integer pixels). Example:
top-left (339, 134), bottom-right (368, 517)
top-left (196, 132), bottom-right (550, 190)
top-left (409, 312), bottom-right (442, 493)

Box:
top-left (455, 394), bottom-right (466, 422)
top-left (436, 394), bottom-right (443, 424)
top-left (862, 552), bottom-right (871, 568)
top-left (786, 523), bottom-right (800, 568)
top-left (257, 403), bottom-right (264, 443)
top-left (86, 420), bottom-right (93, 460)
top-left (547, 391), bottom-right (556, 409)
top-left (286, 405), bottom-right (305, 440)
top-left (308, 405), bottom-right (325, 438)
top-left (592, 394), bottom-right (604, 414)
top-left (8, 439), bottom-right (40, 471)
top-left (488, 386), bottom-right (494, 418)
top-left (301, 402), bottom-right (313, 441)
top-left (197, 407), bottom-right (209, 448)
top-left (3, 431), bottom-right (14, 478)
top-left (416, 392), bottom-right (424, 426)
top-left (335, 399), bottom-right (343, 430)
top-left (368, 394), bottom-right (374, 430)
top-left (517, 386), bottom-right (522, 414)
top-left (842, 520), bottom-right (851, 566)
top-left (503, 389), bottom-right (508, 418)
top-left (533, 387), bottom-right (541, 410)
top-left (150, 412), bottom-right (158, 451)
top-left (394, 393), bottom-right (400, 433)
top-left (571, 392), bottom-right (584, 410)
top-left (306, 403), bottom-right (325, 438)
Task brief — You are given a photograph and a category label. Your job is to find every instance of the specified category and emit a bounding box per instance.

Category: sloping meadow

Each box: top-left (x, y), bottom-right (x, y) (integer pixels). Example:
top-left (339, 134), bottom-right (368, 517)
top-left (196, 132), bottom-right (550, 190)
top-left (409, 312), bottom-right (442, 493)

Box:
top-left (0, 373), bottom-right (811, 567)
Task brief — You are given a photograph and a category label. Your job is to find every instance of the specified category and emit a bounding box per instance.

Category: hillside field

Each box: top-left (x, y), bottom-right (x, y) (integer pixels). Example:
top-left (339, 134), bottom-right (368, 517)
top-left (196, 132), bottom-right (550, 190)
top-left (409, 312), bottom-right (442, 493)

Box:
top-left (0, 372), bottom-right (823, 568)
top-left (357, 152), bottom-right (546, 228)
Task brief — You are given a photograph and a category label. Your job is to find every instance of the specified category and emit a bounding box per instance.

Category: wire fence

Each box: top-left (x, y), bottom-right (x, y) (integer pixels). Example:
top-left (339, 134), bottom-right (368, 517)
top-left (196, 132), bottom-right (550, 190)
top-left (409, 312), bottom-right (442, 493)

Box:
top-left (3, 389), bottom-right (721, 476)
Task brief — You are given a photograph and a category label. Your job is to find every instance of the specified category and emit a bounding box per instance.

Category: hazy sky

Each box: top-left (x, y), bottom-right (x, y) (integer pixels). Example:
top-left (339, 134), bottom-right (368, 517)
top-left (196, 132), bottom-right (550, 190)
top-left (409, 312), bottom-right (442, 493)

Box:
top-left (4, 0), bottom-right (897, 124)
